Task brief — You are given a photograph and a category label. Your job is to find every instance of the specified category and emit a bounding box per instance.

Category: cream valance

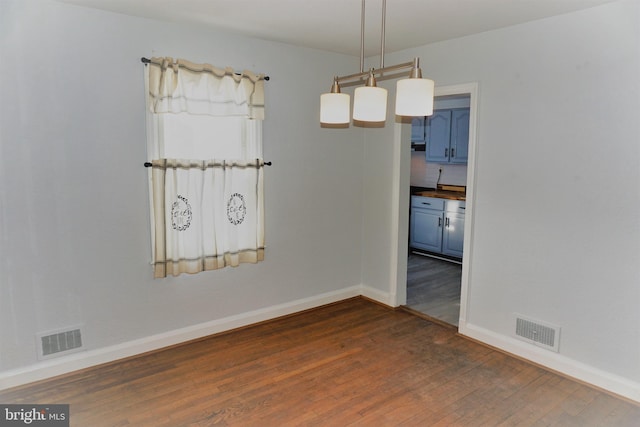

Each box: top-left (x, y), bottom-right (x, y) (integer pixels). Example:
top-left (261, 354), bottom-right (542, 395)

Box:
top-left (147, 57), bottom-right (265, 120)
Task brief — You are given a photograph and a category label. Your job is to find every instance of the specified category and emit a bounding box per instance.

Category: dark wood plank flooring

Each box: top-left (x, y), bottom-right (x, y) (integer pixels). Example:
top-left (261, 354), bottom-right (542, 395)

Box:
top-left (406, 252), bottom-right (462, 326)
top-left (1, 298), bottom-right (638, 426)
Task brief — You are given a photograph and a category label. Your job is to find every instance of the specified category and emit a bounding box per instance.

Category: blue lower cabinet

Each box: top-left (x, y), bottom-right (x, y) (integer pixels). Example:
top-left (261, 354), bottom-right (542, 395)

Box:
top-left (410, 196), bottom-right (465, 258)
top-left (410, 208), bottom-right (443, 253)
top-left (442, 212), bottom-right (465, 257)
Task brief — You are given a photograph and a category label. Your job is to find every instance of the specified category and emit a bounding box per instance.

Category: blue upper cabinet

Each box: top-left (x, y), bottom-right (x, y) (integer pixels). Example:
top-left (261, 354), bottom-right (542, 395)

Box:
top-left (425, 110), bottom-right (452, 163)
top-left (450, 109), bottom-right (470, 164)
top-left (425, 108), bottom-right (470, 164)
top-left (411, 117), bottom-right (426, 142)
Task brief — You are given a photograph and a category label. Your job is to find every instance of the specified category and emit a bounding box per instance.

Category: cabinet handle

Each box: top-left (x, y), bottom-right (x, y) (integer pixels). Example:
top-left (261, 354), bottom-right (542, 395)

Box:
top-left (445, 217), bottom-right (450, 228)
top-left (460, 207), bottom-right (465, 210)
top-left (451, 148), bottom-right (455, 158)
top-left (445, 148), bottom-right (448, 157)
top-left (422, 202), bottom-right (431, 205)
top-left (438, 217), bottom-right (442, 227)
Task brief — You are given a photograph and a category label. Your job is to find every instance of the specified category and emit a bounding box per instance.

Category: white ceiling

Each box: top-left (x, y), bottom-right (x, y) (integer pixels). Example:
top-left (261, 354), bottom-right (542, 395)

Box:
top-left (61, 0), bottom-right (615, 57)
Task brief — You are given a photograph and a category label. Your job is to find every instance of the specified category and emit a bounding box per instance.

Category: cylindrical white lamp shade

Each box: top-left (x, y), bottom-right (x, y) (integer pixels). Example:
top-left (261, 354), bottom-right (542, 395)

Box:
top-left (320, 93), bottom-right (350, 124)
top-left (395, 78), bottom-right (435, 116)
top-left (353, 86), bottom-right (388, 122)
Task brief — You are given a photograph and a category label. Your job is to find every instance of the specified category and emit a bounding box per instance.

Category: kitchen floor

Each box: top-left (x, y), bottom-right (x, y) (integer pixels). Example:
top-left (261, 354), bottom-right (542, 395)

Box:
top-left (406, 252), bottom-right (462, 327)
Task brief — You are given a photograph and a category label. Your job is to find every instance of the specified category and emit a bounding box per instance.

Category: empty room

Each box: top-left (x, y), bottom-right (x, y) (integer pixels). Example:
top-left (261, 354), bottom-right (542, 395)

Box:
top-left (1, 0), bottom-right (639, 425)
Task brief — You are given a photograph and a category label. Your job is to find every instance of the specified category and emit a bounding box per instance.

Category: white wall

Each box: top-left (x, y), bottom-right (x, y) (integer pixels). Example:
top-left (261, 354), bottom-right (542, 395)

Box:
top-left (0, 0), bottom-right (365, 385)
top-left (354, 91), bottom-right (404, 304)
top-left (370, 0), bottom-right (639, 400)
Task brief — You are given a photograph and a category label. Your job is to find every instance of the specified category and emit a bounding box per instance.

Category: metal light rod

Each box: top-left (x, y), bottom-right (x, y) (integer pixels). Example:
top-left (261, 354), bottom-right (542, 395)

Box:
top-left (380, 0), bottom-right (386, 69)
top-left (360, 0), bottom-right (365, 73)
top-left (333, 58), bottom-right (417, 87)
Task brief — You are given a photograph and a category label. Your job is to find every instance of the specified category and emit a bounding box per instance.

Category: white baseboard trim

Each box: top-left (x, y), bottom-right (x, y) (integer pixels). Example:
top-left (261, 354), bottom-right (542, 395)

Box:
top-left (360, 285), bottom-right (394, 307)
top-left (459, 321), bottom-right (640, 403)
top-left (0, 286), bottom-right (361, 391)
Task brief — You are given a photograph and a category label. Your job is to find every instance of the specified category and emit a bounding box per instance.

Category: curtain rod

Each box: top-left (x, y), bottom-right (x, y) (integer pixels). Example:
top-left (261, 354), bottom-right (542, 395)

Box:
top-left (144, 162), bottom-right (272, 167)
top-left (140, 57), bottom-right (270, 81)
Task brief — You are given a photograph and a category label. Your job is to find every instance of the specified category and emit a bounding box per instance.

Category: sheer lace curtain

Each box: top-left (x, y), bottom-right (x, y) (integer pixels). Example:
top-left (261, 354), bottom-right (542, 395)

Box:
top-left (144, 57), bottom-right (266, 278)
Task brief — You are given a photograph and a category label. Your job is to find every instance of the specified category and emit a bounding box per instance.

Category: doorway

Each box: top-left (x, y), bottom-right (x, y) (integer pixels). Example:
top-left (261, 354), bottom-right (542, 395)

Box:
top-left (393, 82), bottom-right (478, 331)
top-left (406, 253), bottom-right (462, 326)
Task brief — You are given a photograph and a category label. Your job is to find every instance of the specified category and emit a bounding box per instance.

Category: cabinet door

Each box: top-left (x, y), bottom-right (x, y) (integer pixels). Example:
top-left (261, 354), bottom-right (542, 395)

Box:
top-left (450, 108), bottom-right (470, 164)
top-left (442, 212), bottom-right (465, 258)
top-left (425, 110), bottom-right (451, 163)
top-left (411, 117), bottom-right (425, 142)
top-left (410, 208), bottom-right (443, 253)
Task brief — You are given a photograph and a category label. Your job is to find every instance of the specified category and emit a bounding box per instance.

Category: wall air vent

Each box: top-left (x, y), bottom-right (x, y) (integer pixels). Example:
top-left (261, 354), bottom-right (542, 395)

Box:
top-left (514, 314), bottom-right (560, 352)
top-left (37, 327), bottom-right (83, 359)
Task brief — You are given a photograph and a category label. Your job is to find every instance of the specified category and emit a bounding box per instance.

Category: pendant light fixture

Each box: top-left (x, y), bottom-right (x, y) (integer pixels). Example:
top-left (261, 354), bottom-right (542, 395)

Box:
top-left (320, 0), bottom-right (434, 125)
top-left (353, 70), bottom-right (387, 121)
top-left (320, 78), bottom-right (350, 124)
top-left (395, 58), bottom-right (435, 116)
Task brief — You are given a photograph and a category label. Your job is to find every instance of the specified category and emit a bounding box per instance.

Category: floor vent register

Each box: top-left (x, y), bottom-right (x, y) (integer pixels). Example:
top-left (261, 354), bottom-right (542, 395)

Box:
top-left (37, 327), bottom-right (84, 359)
top-left (514, 314), bottom-right (560, 352)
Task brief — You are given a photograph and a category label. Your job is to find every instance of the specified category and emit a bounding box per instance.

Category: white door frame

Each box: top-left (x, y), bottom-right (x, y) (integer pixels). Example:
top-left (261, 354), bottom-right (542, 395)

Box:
top-left (391, 82), bottom-right (479, 329)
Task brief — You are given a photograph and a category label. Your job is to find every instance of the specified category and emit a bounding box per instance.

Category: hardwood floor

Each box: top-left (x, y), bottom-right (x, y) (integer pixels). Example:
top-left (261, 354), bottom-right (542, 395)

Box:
top-left (1, 298), bottom-right (638, 426)
top-left (406, 252), bottom-right (462, 326)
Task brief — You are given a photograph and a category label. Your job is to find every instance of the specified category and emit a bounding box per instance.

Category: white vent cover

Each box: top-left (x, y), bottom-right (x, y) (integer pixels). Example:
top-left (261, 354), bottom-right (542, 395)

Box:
top-left (37, 326), bottom-right (84, 360)
top-left (513, 314), bottom-right (560, 352)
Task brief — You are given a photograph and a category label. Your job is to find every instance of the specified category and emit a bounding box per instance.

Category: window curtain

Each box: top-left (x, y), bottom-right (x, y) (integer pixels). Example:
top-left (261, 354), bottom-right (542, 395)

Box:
top-left (145, 57), bottom-right (266, 278)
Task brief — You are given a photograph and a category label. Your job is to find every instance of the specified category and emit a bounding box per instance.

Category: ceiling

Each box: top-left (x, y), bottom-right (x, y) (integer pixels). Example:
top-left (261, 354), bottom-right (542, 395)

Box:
top-left (61, 0), bottom-right (615, 57)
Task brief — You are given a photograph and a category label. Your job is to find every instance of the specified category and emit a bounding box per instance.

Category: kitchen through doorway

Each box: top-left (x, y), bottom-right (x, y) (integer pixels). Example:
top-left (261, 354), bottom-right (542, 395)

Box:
top-left (400, 83), bottom-right (478, 329)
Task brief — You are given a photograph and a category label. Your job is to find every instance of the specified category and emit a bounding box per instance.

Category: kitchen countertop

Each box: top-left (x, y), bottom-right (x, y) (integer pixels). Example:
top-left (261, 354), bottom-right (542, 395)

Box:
top-left (414, 190), bottom-right (466, 201)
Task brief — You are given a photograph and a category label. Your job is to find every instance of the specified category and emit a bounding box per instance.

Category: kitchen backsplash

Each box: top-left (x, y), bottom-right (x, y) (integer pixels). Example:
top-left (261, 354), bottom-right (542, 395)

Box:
top-left (410, 151), bottom-right (467, 188)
